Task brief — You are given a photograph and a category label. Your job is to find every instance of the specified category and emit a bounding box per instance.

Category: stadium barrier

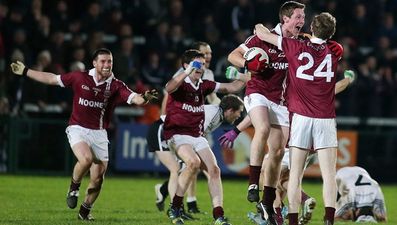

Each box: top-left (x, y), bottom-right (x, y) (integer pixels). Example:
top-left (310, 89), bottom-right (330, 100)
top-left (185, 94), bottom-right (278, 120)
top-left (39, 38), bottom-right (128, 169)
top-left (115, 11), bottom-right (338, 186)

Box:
top-left (114, 123), bottom-right (358, 177)
top-left (2, 117), bottom-right (397, 182)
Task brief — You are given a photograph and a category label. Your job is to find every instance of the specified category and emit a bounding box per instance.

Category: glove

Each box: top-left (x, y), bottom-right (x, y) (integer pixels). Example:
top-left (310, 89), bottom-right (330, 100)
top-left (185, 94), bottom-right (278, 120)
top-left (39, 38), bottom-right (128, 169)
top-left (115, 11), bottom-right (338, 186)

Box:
top-left (218, 127), bottom-right (240, 149)
top-left (10, 61), bottom-right (28, 76)
top-left (141, 89), bottom-right (158, 104)
top-left (344, 70), bottom-right (355, 84)
top-left (327, 40), bottom-right (343, 60)
top-left (225, 66), bottom-right (240, 80)
top-left (245, 54), bottom-right (268, 73)
top-left (184, 60), bottom-right (202, 75)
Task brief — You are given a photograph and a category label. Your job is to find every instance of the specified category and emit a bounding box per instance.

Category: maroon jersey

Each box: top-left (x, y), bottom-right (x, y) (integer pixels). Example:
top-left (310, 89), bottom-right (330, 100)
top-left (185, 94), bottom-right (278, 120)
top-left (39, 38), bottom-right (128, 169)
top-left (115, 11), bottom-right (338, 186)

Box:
top-left (243, 24), bottom-right (288, 105)
top-left (281, 37), bottom-right (338, 118)
top-left (59, 69), bottom-right (135, 129)
top-left (163, 77), bottom-right (217, 139)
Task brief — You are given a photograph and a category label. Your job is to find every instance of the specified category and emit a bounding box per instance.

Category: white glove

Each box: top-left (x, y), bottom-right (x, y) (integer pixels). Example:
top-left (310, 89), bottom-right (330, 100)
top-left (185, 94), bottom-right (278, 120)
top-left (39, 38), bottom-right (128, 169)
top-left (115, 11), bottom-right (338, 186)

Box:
top-left (225, 66), bottom-right (251, 82)
top-left (225, 66), bottom-right (240, 80)
top-left (184, 60), bottom-right (202, 75)
top-left (10, 61), bottom-right (28, 76)
top-left (344, 70), bottom-right (355, 84)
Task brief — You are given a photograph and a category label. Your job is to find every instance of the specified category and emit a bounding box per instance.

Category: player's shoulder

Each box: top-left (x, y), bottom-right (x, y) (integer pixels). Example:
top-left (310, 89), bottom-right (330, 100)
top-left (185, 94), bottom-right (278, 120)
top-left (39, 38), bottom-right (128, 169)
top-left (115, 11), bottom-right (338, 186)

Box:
top-left (111, 77), bottom-right (132, 90)
top-left (244, 34), bottom-right (271, 49)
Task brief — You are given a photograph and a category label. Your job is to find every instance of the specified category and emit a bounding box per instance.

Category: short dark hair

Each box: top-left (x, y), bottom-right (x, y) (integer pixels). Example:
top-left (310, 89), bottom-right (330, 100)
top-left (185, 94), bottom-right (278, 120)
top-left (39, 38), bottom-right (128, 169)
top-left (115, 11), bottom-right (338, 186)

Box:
top-left (92, 48), bottom-right (112, 61)
top-left (181, 49), bottom-right (205, 66)
top-left (279, 1), bottom-right (305, 24)
top-left (219, 94), bottom-right (244, 112)
top-left (191, 41), bottom-right (209, 51)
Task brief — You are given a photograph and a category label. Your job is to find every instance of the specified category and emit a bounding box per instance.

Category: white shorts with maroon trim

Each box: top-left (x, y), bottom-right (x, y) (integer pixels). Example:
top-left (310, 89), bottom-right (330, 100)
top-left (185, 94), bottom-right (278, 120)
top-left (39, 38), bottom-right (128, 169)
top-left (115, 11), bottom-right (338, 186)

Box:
top-left (244, 93), bottom-right (289, 127)
top-left (289, 113), bottom-right (337, 150)
top-left (167, 134), bottom-right (209, 153)
top-left (65, 125), bottom-right (109, 161)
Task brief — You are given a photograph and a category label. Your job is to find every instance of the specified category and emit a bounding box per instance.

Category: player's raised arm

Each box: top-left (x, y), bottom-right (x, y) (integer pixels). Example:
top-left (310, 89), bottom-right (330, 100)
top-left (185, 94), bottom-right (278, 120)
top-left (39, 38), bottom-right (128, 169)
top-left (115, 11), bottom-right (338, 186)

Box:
top-left (10, 61), bottom-right (59, 85)
top-left (165, 60), bottom-right (202, 94)
top-left (255, 24), bottom-right (279, 47)
top-left (335, 70), bottom-right (355, 94)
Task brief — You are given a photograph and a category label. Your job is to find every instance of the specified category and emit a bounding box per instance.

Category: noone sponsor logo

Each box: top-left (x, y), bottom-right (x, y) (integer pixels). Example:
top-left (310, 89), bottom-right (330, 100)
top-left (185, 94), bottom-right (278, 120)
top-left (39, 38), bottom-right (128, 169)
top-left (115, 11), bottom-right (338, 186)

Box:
top-left (78, 97), bottom-right (104, 108)
top-left (269, 62), bottom-right (289, 70)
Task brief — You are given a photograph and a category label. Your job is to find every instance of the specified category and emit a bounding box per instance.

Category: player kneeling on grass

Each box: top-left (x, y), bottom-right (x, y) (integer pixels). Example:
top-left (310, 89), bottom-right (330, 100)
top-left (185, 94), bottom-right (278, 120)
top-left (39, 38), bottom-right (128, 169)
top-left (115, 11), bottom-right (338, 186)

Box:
top-left (335, 166), bottom-right (387, 223)
top-left (10, 48), bottom-right (157, 221)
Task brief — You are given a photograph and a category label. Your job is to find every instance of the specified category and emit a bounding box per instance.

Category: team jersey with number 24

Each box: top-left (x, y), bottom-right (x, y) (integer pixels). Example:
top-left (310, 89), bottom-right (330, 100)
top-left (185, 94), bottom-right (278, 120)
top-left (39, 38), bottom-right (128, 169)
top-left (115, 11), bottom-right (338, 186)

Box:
top-left (281, 37), bottom-right (339, 118)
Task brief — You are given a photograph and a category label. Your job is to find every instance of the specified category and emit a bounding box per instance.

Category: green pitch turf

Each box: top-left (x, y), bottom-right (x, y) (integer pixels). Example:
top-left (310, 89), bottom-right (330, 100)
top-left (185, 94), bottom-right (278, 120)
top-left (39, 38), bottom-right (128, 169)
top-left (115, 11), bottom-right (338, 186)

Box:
top-left (0, 175), bottom-right (395, 225)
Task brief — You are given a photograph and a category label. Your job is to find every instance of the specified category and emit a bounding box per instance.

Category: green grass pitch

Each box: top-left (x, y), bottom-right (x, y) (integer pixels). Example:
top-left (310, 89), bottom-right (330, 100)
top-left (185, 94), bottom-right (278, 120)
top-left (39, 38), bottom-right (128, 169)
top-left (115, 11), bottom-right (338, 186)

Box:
top-left (0, 175), bottom-right (395, 225)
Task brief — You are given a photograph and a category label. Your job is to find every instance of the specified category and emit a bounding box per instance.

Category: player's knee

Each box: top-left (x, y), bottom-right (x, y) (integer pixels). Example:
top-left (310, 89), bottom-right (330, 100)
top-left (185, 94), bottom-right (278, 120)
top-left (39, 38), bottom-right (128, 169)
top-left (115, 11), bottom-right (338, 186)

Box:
top-left (78, 154), bottom-right (93, 166)
top-left (256, 126), bottom-right (270, 137)
top-left (207, 165), bottom-right (220, 178)
top-left (186, 158), bottom-right (201, 172)
top-left (169, 166), bottom-right (180, 175)
top-left (274, 149), bottom-right (284, 161)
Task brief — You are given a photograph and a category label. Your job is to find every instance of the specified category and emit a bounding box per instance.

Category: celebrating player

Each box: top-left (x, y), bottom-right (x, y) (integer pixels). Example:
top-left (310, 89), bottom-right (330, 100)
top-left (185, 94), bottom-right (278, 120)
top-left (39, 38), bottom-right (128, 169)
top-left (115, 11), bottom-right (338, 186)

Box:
top-left (255, 11), bottom-right (342, 225)
top-left (149, 93), bottom-right (244, 216)
top-left (227, 2), bottom-right (306, 225)
top-left (335, 166), bottom-right (387, 223)
top-left (10, 48), bottom-right (157, 220)
top-left (164, 49), bottom-right (248, 225)
top-left (223, 68), bottom-right (355, 225)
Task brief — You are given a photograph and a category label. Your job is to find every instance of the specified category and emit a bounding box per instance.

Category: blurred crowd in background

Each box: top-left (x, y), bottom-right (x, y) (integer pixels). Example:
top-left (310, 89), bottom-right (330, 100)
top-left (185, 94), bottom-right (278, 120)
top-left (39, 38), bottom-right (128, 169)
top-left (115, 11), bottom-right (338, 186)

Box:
top-left (1, 0), bottom-right (397, 121)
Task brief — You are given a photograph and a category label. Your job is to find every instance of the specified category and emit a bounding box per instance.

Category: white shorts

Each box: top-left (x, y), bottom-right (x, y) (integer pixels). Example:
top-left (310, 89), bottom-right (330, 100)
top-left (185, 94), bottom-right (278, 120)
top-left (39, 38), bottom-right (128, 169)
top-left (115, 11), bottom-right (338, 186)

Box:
top-left (289, 113), bottom-right (337, 150)
top-left (167, 134), bottom-right (209, 153)
top-left (65, 125), bottom-right (109, 161)
top-left (244, 93), bottom-right (289, 127)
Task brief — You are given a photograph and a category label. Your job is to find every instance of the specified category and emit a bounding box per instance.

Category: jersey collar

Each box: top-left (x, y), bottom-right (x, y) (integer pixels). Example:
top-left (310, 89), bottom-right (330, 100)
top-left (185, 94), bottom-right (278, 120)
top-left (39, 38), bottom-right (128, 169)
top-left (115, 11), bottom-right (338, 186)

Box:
top-left (273, 23), bottom-right (283, 36)
top-left (89, 68), bottom-right (114, 86)
top-left (310, 37), bottom-right (326, 44)
top-left (184, 76), bottom-right (203, 90)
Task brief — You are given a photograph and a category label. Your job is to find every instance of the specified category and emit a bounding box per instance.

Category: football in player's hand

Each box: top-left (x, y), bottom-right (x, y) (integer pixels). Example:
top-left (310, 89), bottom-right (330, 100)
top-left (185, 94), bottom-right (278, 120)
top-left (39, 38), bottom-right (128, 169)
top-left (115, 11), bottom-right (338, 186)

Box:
top-left (243, 47), bottom-right (269, 73)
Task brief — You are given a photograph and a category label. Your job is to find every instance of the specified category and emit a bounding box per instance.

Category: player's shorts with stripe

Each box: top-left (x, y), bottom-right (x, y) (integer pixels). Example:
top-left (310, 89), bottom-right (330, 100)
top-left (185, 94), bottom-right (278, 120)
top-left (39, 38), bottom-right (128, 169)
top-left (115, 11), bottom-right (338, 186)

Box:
top-left (146, 119), bottom-right (169, 152)
top-left (244, 93), bottom-right (289, 127)
top-left (167, 134), bottom-right (209, 152)
top-left (289, 113), bottom-right (337, 150)
top-left (66, 125), bottom-right (109, 161)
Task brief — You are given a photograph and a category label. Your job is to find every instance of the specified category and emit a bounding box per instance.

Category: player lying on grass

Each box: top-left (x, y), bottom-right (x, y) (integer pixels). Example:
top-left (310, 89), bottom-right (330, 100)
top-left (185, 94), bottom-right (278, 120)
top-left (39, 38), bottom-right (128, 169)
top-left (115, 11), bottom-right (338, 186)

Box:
top-left (335, 166), bottom-right (387, 223)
